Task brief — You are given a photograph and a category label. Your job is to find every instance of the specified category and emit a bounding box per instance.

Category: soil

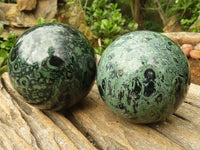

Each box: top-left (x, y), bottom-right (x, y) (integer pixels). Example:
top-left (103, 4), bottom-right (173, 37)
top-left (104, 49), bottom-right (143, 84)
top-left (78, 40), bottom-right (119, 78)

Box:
top-left (188, 58), bottom-right (200, 85)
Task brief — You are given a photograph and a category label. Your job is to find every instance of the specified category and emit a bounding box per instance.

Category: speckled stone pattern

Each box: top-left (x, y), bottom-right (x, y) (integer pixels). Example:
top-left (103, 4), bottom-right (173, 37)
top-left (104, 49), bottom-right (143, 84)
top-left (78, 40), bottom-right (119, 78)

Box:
top-left (97, 31), bottom-right (190, 124)
top-left (8, 23), bottom-right (96, 111)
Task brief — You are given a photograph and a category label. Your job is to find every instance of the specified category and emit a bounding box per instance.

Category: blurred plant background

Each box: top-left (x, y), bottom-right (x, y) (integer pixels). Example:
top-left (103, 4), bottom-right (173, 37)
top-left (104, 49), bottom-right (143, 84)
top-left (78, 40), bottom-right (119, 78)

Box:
top-left (70, 0), bottom-right (200, 54)
top-left (0, 0), bottom-right (199, 75)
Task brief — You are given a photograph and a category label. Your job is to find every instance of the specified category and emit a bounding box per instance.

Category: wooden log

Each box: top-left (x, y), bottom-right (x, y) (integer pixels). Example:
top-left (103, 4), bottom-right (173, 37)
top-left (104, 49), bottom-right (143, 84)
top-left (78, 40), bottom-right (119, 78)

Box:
top-left (184, 84), bottom-right (200, 108)
top-left (1, 71), bottom-right (200, 149)
top-left (69, 84), bottom-right (185, 150)
top-left (162, 32), bottom-right (200, 46)
top-left (0, 73), bottom-right (96, 150)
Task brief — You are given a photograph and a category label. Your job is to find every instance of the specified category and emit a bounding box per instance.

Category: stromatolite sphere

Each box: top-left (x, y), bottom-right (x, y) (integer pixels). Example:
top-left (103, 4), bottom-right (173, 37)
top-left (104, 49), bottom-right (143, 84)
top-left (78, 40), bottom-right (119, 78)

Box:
top-left (97, 31), bottom-right (190, 124)
top-left (8, 23), bottom-right (96, 111)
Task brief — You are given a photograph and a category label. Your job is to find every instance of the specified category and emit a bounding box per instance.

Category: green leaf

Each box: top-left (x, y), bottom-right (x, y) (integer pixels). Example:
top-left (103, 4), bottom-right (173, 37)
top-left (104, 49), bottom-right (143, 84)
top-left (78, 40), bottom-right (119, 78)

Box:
top-left (93, 9), bottom-right (103, 18)
top-left (0, 50), bottom-right (8, 67)
top-left (128, 21), bottom-right (138, 30)
top-left (85, 0), bottom-right (138, 54)
top-left (0, 65), bottom-right (7, 76)
top-left (50, 19), bottom-right (57, 23)
top-left (37, 17), bottom-right (46, 24)
top-left (104, 38), bottom-right (113, 45)
top-left (110, 24), bottom-right (121, 35)
top-left (94, 46), bottom-right (104, 55)
top-left (0, 57), bottom-right (4, 67)
top-left (0, 23), bottom-right (4, 35)
top-left (0, 49), bottom-right (8, 58)
top-left (100, 19), bottom-right (109, 30)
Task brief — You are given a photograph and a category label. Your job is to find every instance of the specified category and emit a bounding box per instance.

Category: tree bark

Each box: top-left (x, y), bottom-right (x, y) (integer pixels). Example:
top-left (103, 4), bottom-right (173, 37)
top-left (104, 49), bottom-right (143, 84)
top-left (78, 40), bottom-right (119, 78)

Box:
top-left (131, 0), bottom-right (144, 30)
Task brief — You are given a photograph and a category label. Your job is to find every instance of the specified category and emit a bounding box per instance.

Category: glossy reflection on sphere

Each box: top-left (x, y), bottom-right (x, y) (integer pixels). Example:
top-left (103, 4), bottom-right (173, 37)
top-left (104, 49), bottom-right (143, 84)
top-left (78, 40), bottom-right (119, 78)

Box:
top-left (97, 31), bottom-right (190, 124)
top-left (8, 23), bottom-right (96, 111)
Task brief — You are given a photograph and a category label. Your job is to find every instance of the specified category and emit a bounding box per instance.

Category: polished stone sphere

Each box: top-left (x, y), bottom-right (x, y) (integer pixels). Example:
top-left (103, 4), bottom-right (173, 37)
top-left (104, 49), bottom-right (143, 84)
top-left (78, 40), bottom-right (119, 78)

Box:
top-left (8, 23), bottom-right (96, 111)
top-left (97, 31), bottom-right (190, 124)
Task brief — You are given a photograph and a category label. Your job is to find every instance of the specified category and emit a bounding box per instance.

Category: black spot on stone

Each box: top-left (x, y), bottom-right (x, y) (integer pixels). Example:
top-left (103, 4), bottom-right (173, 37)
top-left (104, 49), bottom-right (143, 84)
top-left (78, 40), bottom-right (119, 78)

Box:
top-left (166, 45), bottom-right (172, 51)
top-left (110, 70), bottom-right (118, 78)
top-left (102, 79), bottom-right (105, 90)
top-left (122, 83), bottom-right (129, 89)
top-left (173, 57), bottom-right (178, 63)
top-left (161, 74), bottom-right (164, 82)
top-left (66, 71), bottom-right (73, 79)
top-left (127, 90), bottom-right (132, 105)
top-left (168, 42), bottom-right (173, 45)
top-left (106, 63), bottom-right (113, 70)
top-left (14, 63), bottom-right (18, 70)
top-left (21, 79), bottom-right (27, 86)
top-left (132, 102), bottom-right (138, 114)
top-left (144, 81), bottom-right (155, 97)
top-left (118, 103), bottom-right (125, 109)
top-left (108, 53), bottom-right (115, 59)
top-left (155, 94), bottom-right (162, 104)
top-left (145, 37), bottom-right (152, 41)
top-left (132, 78), bottom-right (142, 94)
top-left (118, 91), bottom-right (124, 101)
top-left (175, 77), bottom-right (183, 92)
top-left (49, 56), bottom-right (64, 67)
top-left (144, 68), bottom-right (156, 80)
top-left (118, 69), bottom-right (123, 77)
top-left (107, 80), bottom-right (112, 95)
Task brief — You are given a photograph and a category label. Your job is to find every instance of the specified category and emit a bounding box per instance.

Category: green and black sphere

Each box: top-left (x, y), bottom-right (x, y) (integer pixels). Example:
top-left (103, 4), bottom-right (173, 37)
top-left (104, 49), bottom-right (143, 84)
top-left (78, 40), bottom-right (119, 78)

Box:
top-left (97, 31), bottom-right (190, 124)
top-left (8, 23), bottom-right (96, 111)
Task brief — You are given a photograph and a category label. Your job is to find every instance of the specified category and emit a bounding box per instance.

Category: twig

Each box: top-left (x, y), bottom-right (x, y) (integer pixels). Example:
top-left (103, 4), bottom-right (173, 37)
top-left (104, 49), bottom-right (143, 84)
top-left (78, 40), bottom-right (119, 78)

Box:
top-left (98, 38), bottom-right (102, 47)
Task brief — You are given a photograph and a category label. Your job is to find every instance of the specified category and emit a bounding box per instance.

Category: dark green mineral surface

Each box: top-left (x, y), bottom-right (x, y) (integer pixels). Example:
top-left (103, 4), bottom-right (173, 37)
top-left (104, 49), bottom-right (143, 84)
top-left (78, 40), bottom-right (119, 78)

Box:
top-left (8, 23), bottom-right (96, 111)
top-left (97, 31), bottom-right (190, 124)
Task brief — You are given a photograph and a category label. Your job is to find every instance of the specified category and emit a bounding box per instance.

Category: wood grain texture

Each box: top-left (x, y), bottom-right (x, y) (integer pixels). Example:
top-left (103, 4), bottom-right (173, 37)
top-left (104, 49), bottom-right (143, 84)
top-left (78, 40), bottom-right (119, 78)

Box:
top-left (1, 71), bottom-right (200, 150)
top-left (69, 84), bottom-right (184, 150)
top-left (162, 32), bottom-right (200, 45)
top-left (0, 73), bottom-right (96, 150)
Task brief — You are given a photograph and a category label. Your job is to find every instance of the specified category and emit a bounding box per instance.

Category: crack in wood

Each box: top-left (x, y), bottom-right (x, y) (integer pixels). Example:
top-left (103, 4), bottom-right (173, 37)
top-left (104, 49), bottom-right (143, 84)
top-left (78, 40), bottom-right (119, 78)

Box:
top-left (65, 111), bottom-right (102, 150)
top-left (173, 113), bottom-right (190, 122)
top-left (184, 101), bottom-right (200, 108)
top-left (0, 77), bottom-right (40, 149)
top-left (149, 125), bottom-right (187, 150)
top-left (1, 72), bottom-right (200, 149)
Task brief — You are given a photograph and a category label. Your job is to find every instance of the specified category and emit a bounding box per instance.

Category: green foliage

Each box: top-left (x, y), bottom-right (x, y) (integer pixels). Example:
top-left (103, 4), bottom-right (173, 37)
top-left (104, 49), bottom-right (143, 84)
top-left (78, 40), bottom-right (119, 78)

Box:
top-left (0, 23), bottom-right (4, 35)
top-left (37, 17), bottom-right (57, 24)
top-left (0, 0), bottom-right (16, 3)
top-left (0, 33), bottom-right (18, 76)
top-left (65, 0), bottom-right (76, 2)
top-left (143, 20), bottom-right (163, 32)
top-left (85, 0), bottom-right (138, 55)
top-left (180, 2), bottom-right (200, 31)
top-left (167, 0), bottom-right (199, 17)
top-left (190, 20), bottom-right (200, 32)
top-left (167, 0), bottom-right (200, 31)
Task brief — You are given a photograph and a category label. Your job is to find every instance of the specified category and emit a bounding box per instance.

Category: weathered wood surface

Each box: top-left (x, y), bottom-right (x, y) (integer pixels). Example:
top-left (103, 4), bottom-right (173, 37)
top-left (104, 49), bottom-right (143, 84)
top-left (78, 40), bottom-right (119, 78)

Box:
top-left (162, 32), bottom-right (200, 45)
top-left (0, 73), bottom-right (95, 150)
top-left (1, 72), bottom-right (200, 150)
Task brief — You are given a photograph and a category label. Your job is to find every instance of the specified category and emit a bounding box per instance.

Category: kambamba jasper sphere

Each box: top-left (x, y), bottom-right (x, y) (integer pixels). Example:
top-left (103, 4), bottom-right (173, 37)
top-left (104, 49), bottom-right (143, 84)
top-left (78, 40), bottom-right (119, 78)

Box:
top-left (8, 23), bottom-right (96, 111)
top-left (97, 31), bottom-right (190, 124)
